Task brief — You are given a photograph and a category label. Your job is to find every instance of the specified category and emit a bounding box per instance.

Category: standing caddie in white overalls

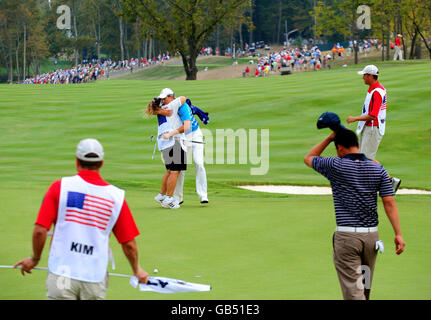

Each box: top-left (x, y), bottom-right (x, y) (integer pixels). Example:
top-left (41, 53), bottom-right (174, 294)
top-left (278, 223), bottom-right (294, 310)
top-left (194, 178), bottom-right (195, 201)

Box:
top-left (347, 65), bottom-right (401, 192)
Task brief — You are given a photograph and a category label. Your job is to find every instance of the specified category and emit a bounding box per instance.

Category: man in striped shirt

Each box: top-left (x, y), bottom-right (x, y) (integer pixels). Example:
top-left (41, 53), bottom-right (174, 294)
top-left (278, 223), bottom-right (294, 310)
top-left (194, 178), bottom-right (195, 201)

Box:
top-left (304, 128), bottom-right (405, 300)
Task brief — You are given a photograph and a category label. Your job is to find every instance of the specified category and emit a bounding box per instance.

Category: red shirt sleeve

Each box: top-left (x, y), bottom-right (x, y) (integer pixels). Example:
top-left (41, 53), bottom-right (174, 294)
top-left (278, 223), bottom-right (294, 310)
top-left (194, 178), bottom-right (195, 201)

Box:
top-left (35, 180), bottom-right (61, 230)
top-left (113, 200), bottom-right (140, 244)
top-left (368, 91), bottom-right (382, 119)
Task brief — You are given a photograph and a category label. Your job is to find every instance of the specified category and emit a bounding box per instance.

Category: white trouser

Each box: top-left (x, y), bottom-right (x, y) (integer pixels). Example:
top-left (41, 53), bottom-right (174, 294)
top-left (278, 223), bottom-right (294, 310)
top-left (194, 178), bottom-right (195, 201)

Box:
top-left (393, 46), bottom-right (403, 61)
top-left (174, 128), bottom-right (208, 202)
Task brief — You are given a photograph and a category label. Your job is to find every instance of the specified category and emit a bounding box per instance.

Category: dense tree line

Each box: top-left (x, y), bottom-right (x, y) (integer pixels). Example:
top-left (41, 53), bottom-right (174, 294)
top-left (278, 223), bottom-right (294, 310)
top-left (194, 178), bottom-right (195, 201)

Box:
top-left (0, 0), bottom-right (319, 82)
top-left (1, 0), bottom-right (430, 82)
top-left (313, 0), bottom-right (431, 63)
top-left (0, 0), bottom-right (170, 83)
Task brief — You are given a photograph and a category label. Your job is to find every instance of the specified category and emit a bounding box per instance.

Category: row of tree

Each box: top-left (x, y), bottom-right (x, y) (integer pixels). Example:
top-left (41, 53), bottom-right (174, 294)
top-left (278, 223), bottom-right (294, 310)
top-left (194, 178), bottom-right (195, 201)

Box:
top-left (0, 0), bottom-right (320, 82)
top-left (1, 1), bottom-right (430, 82)
top-left (313, 0), bottom-right (431, 64)
top-left (0, 0), bottom-right (170, 83)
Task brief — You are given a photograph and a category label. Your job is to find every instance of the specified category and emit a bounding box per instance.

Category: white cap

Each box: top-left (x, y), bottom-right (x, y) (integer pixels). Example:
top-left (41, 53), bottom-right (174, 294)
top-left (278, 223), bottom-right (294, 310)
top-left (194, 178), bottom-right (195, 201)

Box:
top-left (76, 138), bottom-right (104, 162)
top-left (158, 88), bottom-right (174, 99)
top-left (357, 65), bottom-right (379, 76)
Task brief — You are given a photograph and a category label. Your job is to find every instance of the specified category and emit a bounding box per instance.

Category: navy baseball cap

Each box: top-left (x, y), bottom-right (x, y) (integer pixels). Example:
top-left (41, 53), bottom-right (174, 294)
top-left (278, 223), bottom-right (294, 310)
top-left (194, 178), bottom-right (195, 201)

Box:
top-left (317, 112), bottom-right (348, 132)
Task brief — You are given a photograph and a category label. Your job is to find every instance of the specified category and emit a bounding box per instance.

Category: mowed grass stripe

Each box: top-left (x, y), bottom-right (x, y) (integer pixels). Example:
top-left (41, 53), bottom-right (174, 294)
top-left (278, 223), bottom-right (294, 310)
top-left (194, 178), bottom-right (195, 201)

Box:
top-left (1, 61), bottom-right (431, 188)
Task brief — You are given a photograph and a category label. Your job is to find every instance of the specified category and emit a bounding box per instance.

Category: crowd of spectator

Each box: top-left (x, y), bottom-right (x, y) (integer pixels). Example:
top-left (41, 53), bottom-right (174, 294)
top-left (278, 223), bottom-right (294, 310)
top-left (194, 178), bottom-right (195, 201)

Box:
top-left (22, 53), bottom-right (171, 85)
top-left (200, 47), bottom-right (214, 56)
top-left (244, 38), bottom-right (383, 78)
top-left (245, 46), bottom-right (324, 77)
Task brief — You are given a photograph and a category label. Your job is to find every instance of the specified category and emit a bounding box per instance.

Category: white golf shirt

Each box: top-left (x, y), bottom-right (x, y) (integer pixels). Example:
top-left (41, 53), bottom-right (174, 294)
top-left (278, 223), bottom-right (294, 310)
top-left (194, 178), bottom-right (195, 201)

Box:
top-left (163, 97), bottom-right (188, 151)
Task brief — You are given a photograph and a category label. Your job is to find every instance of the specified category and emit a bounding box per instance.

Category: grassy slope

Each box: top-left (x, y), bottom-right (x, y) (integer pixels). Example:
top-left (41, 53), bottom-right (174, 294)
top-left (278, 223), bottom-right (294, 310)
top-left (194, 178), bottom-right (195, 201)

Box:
top-left (115, 57), bottom-right (257, 80)
top-left (0, 60), bottom-right (430, 299)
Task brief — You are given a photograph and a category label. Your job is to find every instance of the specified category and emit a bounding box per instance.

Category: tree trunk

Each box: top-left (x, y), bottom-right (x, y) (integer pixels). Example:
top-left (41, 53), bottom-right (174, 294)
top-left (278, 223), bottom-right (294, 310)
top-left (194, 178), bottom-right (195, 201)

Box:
top-left (181, 49), bottom-right (199, 80)
top-left (97, 39), bottom-right (101, 62)
top-left (416, 24), bottom-right (431, 59)
top-left (148, 37), bottom-right (152, 59)
top-left (93, 19), bottom-right (101, 62)
top-left (249, 0), bottom-right (253, 44)
top-left (119, 18), bottom-right (124, 60)
top-left (276, 0), bottom-right (282, 44)
top-left (415, 40), bottom-right (422, 59)
top-left (354, 44), bottom-right (358, 64)
top-left (215, 26), bottom-right (220, 54)
top-left (135, 22), bottom-right (141, 59)
top-left (396, 0), bottom-right (407, 58)
top-left (35, 58), bottom-right (41, 76)
top-left (238, 24), bottom-right (243, 51)
top-left (400, 20), bottom-right (407, 59)
top-left (386, 29), bottom-right (390, 61)
top-left (73, 9), bottom-right (79, 67)
top-left (381, 29), bottom-right (385, 61)
top-left (230, 26), bottom-right (234, 56)
top-left (137, 38), bottom-right (141, 60)
top-left (125, 21), bottom-right (130, 60)
top-left (97, 7), bottom-right (101, 62)
top-left (7, 33), bottom-right (13, 84)
top-left (15, 38), bottom-right (20, 83)
top-left (351, 10), bottom-right (358, 65)
top-left (143, 39), bottom-right (147, 59)
top-left (23, 22), bottom-right (27, 79)
top-left (409, 30), bottom-right (418, 59)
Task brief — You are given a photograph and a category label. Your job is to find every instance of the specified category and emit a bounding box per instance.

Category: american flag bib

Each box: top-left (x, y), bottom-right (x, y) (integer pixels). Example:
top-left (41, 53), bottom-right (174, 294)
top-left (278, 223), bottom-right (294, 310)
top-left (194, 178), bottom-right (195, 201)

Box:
top-left (357, 87), bottom-right (387, 136)
top-left (48, 175), bottom-right (124, 282)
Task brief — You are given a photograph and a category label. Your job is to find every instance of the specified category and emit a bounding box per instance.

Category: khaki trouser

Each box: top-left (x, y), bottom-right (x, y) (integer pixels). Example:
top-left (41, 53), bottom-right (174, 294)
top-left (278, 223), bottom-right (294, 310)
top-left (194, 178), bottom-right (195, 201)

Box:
top-left (359, 125), bottom-right (382, 160)
top-left (333, 231), bottom-right (379, 300)
top-left (46, 271), bottom-right (109, 300)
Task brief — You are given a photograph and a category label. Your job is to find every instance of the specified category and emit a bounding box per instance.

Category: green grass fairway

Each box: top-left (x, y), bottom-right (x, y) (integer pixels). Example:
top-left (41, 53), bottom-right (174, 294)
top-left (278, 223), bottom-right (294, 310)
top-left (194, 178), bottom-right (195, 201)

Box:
top-left (0, 60), bottom-right (430, 299)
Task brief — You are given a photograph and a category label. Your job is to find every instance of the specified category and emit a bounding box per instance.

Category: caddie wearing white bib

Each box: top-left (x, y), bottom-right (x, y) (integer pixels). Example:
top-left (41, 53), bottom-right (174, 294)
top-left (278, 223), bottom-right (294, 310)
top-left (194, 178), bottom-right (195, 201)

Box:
top-left (14, 139), bottom-right (149, 300)
top-left (347, 65), bottom-right (386, 160)
top-left (347, 65), bottom-right (401, 192)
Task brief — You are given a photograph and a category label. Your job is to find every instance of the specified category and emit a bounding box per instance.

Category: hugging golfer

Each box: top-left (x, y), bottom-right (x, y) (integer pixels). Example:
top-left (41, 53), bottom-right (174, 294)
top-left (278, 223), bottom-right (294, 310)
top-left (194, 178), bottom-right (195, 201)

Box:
top-left (14, 139), bottom-right (149, 300)
top-left (174, 100), bottom-right (208, 204)
top-left (150, 88), bottom-right (191, 209)
top-left (304, 128), bottom-right (405, 300)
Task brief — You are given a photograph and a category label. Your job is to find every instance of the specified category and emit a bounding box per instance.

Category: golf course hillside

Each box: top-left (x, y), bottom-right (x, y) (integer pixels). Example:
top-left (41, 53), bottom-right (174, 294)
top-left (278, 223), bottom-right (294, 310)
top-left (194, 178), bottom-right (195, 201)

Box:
top-left (113, 56), bottom-right (259, 81)
top-left (0, 59), bottom-right (430, 300)
top-left (111, 49), bottom-right (418, 81)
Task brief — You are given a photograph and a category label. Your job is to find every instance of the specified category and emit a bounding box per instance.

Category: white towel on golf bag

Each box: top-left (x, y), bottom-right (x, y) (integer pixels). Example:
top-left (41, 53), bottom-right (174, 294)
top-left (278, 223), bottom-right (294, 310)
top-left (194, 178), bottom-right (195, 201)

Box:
top-left (129, 276), bottom-right (211, 293)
